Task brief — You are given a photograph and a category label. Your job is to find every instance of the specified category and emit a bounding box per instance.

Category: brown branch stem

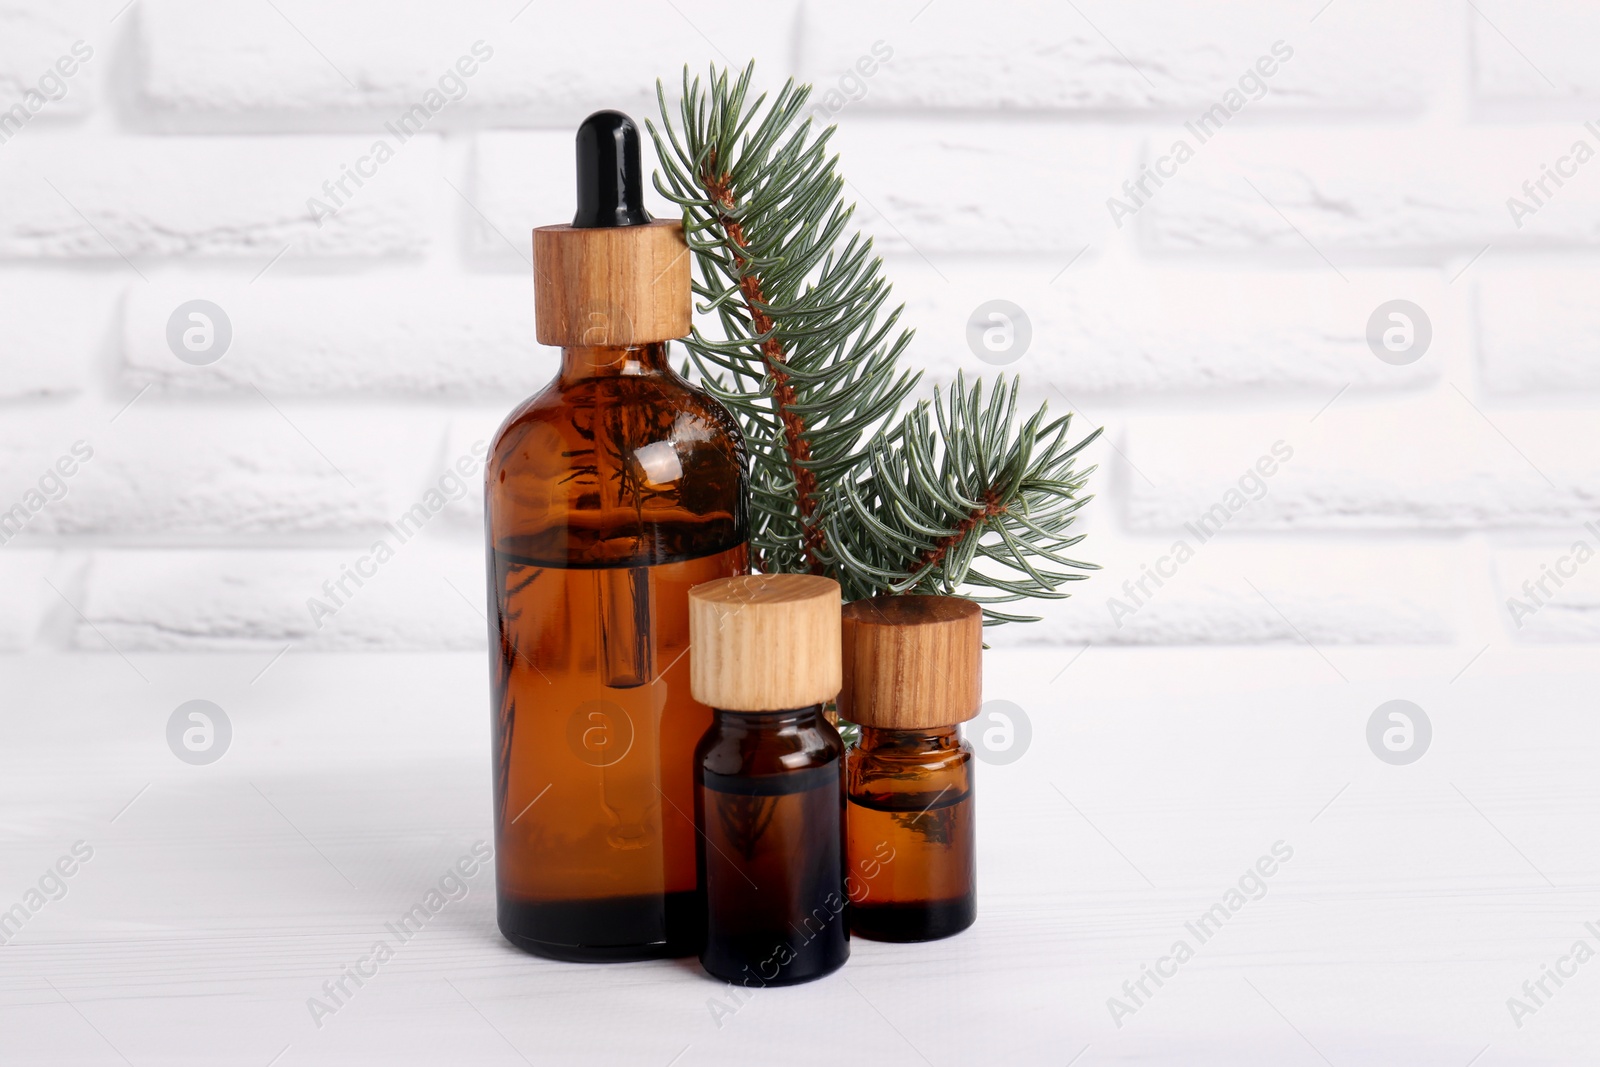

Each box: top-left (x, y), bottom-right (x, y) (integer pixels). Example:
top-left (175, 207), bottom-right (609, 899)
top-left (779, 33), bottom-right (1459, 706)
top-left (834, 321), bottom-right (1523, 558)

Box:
top-left (702, 159), bottom-right (827, 574)
top-left (904, 489), bottom-right (1008, 581)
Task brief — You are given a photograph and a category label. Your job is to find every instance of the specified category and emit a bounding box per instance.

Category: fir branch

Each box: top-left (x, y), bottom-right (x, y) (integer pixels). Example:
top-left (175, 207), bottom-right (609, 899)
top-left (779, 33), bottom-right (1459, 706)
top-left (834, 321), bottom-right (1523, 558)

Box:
top-left (648, 64), bottom-right (918, 575)
top-left (825, 374), bottom-right (1101, 623)
top-left (651, 62), bottom-right (1100, 623)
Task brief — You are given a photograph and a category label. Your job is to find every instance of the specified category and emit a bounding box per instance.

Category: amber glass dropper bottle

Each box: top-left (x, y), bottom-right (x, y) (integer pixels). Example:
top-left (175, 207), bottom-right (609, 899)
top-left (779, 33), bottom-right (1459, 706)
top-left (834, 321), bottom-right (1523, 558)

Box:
top-left (485, 110), bottom-right (749, 961)
top-left (688, 574), bottom-right (849, 985)
top-left (840, 594), bottom-right (980, 941)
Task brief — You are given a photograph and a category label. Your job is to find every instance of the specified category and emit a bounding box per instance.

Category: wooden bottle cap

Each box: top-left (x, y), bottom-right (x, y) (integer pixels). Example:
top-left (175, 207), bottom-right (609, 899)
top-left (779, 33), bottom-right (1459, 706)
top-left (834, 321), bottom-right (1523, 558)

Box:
top-left (838, 595), bottom-right (982, 729)
top-left (689, 574), bottom-right (842, 711)
top-left (533, 220), bottom-right (691, 347)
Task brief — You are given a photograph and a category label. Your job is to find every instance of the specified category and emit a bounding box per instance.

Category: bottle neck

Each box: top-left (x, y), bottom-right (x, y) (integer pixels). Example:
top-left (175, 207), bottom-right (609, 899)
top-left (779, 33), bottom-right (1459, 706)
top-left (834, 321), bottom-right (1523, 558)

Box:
top-left (559, 341), bottom-right (672, 383)
top-left (856, 724), bottom-right (963, 755)
top-left (711, 704), bottom-right (828, 735)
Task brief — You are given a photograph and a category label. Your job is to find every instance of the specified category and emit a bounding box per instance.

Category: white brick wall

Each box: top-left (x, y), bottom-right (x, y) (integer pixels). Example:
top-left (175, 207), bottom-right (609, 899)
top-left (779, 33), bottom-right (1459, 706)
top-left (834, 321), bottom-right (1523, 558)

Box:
top-left (122, 278), bottom-right (549, 397)
top-left (4, 0), bottom-right (1600, 655)
top-left (1143, 128), bottom-right (1600, 254)
top-left (137, 0), bottom-right (798, 128)
top-left (1476, 269), bottom-right (1600, 393)
top-left (0, 136), bottom-right (438, 258)
top-left (1470, 0), bottom-right (1600, 108)
top-left (1125, 404), bottom-right (1600, 531)
top-left (801, 0), bottom-right (1434, 112)
top-left (0, 408), bottom-right (434, 537)
top-left (76, 547), bottom-right (484, 651)
top-left (0, 1), bottom-right (103, 120)
top-left (0, 275), bottom-right (112, 398)
top-left (893, 266), bottom-right (1445, 394)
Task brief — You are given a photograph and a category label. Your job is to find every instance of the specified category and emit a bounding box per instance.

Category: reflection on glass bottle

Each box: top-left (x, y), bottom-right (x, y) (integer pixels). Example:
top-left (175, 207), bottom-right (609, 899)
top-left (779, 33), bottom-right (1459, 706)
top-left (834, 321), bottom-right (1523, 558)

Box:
top-left (713, 790), bottom-right (780, 862)
top-left (597, 565), bottom-right (653, 689)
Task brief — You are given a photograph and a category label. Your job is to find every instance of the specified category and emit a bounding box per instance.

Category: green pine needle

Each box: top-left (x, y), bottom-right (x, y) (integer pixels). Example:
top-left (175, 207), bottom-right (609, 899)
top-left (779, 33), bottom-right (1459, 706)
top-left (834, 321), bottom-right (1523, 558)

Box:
top-left (649, 62), bottom-right (1101, 624)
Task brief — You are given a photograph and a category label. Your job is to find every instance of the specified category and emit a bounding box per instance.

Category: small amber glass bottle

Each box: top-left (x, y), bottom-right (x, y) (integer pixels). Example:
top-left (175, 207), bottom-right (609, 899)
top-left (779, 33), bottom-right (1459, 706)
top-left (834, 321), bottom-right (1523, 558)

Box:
top-left (840, 595), bottom-right (981, 941)
top-left (486, 111), bottom-right (748, 961)
top-left (688, 574), bottom-right (849, 986)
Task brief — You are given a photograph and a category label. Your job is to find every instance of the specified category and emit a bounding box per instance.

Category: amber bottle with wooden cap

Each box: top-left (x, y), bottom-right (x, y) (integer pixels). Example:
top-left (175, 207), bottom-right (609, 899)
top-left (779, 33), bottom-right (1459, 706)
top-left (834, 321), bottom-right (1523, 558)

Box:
top-left (485, 110), bottom-right (748, 961)
top-left (839, 594), bottom-right (981, 941)
top-left (688, 574), bottom-right (849, 985)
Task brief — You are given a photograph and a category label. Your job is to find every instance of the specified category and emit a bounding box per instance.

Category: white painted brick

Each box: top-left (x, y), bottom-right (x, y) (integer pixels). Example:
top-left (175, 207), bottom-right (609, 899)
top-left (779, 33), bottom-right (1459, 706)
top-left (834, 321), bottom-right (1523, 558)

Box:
top-left (803, 0), bottom-right (1430, 113)
top-left (0, 410), bottom-right (443, 538)
top-left (1494, 538), bottom-right (1600, 642)
top-left (1477, 269), bottom-right (1600, 393)
top-left (441, 414), bottom-right (507, 531)
top-left (0, 429), bottom-right (100, 545)
top-left (123, 278), bottom-right (552, 398)
top-left (0, 275), bottom-right (118, 399)
top-left (78, 547), bottom-right (483, 651)
top-left (465, 131), bottom-right (560, 265)
top-left (1142, 129), bottom-right (1600, 255)
top-left (0, 1), bottom-right (104, 125)
top-left (467, 130), bottom-right (671, 265)
top-left (1125, 398), bottom-right (1600, 531)
top-left (0, 551), bottom-right (54, 651)
top-left (987, 540), bottom-right (1457, 647)
top-left (474, 122), bottom-right (1125, 262)
top-left (830, 120), bottom-right (1127, 254)
top-left (890, 264), bottom-right (1444, 397)
top-left (6, 1), bottom-right (1594, 667)
top-left (78, 536), bottom-right (1461, 652)
top-left (1471, 0), bottom-right (1600, 107)
top-left (136, 0), bottom-right (797, 127)
top-left (0, 136), bottom-right (437, 260)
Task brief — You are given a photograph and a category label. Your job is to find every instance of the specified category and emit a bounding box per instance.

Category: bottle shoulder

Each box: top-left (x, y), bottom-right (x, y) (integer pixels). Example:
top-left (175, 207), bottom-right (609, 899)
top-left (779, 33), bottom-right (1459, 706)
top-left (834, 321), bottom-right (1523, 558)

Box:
top-left (697, 714), bottom-right (845, 780)
top-left (487, 366), bottom-right (749, 567)
top-left (490, 370), bottom-right (745, 470)
top-left (847, 739), bottom-right (972, 796)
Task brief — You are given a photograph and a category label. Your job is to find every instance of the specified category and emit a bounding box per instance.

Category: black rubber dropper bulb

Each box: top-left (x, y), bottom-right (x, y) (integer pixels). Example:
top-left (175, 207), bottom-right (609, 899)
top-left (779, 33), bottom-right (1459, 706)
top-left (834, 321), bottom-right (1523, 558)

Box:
top-left (572, 110), bottom-right (652, 229)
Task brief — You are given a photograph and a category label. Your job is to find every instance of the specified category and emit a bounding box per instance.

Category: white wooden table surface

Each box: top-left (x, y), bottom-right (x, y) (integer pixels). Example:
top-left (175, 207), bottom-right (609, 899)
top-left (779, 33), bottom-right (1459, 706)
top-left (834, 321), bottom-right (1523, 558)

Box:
top-left (2, 646), bottom-right (1596, 1066)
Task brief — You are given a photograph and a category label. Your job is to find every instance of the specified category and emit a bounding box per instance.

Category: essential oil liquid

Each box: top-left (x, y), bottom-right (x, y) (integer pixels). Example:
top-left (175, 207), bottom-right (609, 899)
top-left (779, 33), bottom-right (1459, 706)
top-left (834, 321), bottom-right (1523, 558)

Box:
top-left (847, 783), bottom-right (975, 941)
top-left (699, 761), bottom-right (848, 985)
top-left (491, 542), bottom-right (746, 960)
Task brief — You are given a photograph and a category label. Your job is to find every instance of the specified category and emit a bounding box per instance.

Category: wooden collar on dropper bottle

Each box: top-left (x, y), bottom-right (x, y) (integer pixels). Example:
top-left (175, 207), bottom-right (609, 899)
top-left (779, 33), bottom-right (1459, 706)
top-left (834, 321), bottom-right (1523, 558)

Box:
top-left (838, 595), bottom-right (982, 730)
top-left (688, 574), bottom-right (842, 712)
top-left (532, 109), bottom-right (691, 348)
